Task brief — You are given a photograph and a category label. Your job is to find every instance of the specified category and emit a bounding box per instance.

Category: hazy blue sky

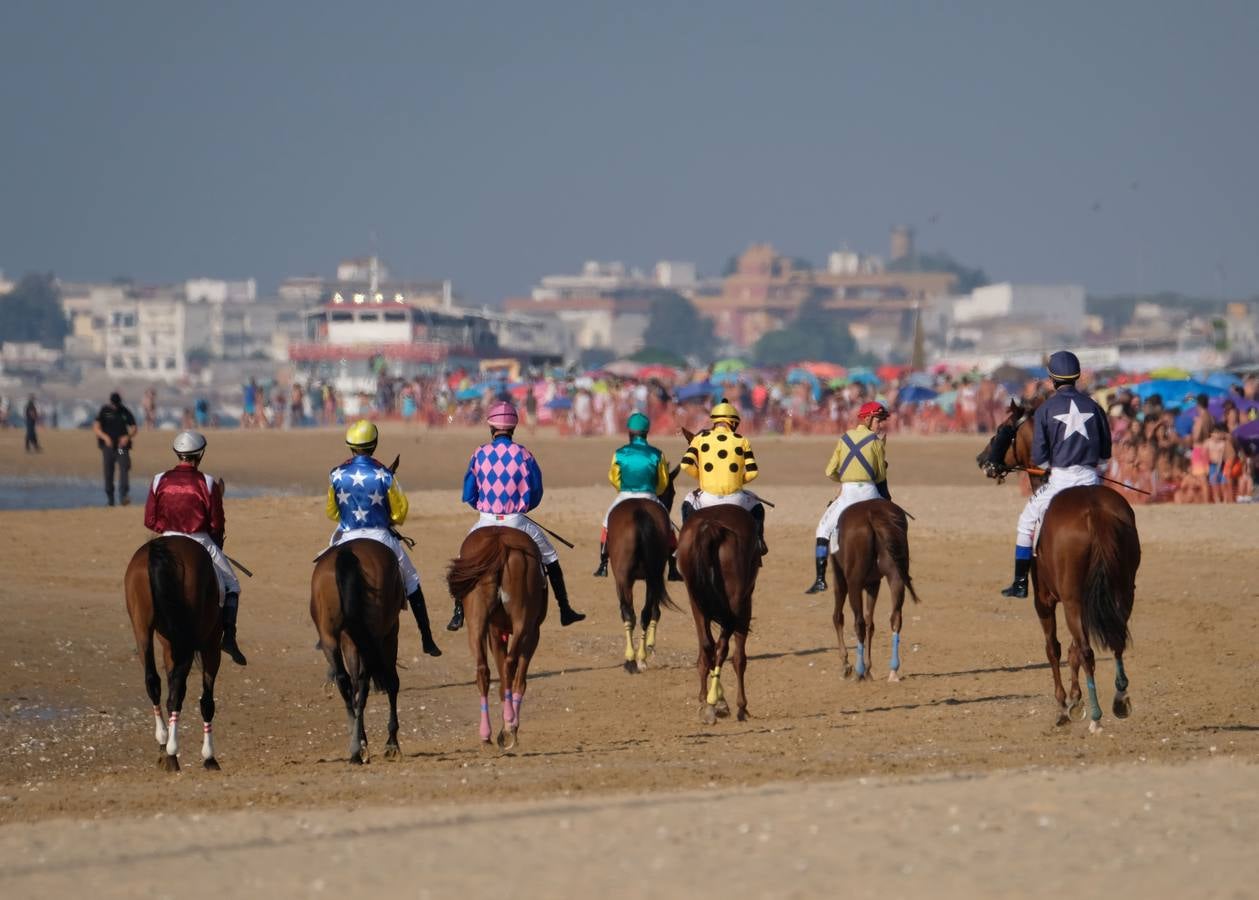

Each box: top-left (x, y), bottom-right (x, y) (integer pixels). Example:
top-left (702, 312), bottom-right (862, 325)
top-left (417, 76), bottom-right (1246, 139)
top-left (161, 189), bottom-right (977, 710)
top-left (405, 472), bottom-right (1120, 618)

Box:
top-left (2, 1), bottom-right (1257, 302)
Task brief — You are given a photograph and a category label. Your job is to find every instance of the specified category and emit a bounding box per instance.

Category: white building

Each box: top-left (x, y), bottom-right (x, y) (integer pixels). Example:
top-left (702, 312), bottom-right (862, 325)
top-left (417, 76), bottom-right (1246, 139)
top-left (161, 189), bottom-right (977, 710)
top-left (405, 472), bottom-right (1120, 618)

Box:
top-left (185, 278), bottom-right (257, 304)
top-left (827, 249), bottom-right (884, 276)
top-left (532, 259), bottom-right (700, 300)
top-left (654, 260), bottom-right (697, 289)
top-left (951, 283), bottom-right (1086, 334)
top-left (104, 291), bottom-right (211, 381)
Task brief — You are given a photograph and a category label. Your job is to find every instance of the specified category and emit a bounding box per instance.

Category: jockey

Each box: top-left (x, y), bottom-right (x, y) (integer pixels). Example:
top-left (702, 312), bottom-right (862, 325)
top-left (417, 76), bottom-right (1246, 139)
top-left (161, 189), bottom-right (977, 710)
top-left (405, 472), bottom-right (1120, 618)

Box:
top-left (143, 431), bottom-right (246, 665)
top-left (448, 400), bottom-right (586, 631)
top-left (679, 399), bottom-right (767, 553)
top-left (1001, 350), bottom-right (1112, 598)
top-left (593, 411), bottom-right (681, 580)
top-left (804, 401), bottom-right (890, 594)
top-left (326, 420), bottom-right (441, 656)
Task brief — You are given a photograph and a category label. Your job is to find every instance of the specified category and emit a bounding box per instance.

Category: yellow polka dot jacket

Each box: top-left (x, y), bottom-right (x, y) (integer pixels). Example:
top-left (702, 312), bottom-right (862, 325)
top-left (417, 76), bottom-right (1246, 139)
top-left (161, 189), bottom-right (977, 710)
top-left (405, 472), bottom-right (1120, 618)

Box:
top-left (680, 425), bottom-right (759, 495)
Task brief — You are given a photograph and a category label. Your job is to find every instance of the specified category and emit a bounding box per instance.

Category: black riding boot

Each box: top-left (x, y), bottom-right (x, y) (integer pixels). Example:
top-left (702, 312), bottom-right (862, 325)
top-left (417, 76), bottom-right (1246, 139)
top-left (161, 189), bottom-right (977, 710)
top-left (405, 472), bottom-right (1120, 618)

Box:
top-left (446, 598), bottom-right (464, 632)
top-left (593, 542), bottom-right (608, 577)
top-left (221, 594), bottom-right (247, 666)
top-left (545, 561), bottom-right (585, 626)
top-left (1001, 556), bottom-right (1032, 599)
top-left (751, 503), bottom-right (768, 555)
top-left (804, 539), bottom-right (829, 593)
top-left (407, 587), bottom-right (442, 656)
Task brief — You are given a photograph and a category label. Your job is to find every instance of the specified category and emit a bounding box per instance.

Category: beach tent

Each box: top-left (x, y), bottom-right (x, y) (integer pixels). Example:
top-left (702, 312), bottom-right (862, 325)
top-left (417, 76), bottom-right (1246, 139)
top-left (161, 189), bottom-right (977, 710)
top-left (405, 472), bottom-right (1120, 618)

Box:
top-left (1149, 366), bottom-right (1192, 380)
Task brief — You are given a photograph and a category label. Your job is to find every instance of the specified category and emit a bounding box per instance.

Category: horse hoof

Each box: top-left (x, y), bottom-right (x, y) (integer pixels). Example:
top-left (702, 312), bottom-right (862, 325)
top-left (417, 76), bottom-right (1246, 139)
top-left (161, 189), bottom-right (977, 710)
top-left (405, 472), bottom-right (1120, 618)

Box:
top-left (384, 744), bottom-right (401, 760)
top-left (888, 670), bottom-right (901, 683)
top-left (1068, 698), bottom-right (1087, 722)
top-left (348, 751), bottom-right (365, 765)
top-left (1055, 709), bottom-right (1071, 727)
top-left (1088, 719), bottom-right (1103, 735)
top-left (623, 661), bottom-right (638, 675)
top-left (842, 664), bottom-right (854, 680)
top-left (636, 659), bottom-right (647, 673)
top-left (203, 757), bottom-right (221, 772)
top-left (737, 708), bottom-right (749, 722)
top-left (701, 705), bottom-right (718, 726)
top-left (714, 698), bottom-right (731, 718)
top-left (497, 729), bottom-right (517, 752)
top-left (157, 753), bottom-right (180, 773)
top-left (1113, 694), bottom-right (1133, 719)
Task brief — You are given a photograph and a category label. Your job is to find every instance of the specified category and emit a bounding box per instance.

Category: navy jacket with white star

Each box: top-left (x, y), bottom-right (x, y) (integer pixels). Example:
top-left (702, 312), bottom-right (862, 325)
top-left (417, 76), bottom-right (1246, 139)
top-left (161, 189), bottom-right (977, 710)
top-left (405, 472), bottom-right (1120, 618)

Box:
top-left (1031, 385), bottom-right (1111, 469)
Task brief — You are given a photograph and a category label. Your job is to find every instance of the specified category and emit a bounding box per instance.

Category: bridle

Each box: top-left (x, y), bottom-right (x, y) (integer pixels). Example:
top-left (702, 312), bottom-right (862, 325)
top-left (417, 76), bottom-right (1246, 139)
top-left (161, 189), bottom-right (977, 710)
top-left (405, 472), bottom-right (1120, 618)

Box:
top-left (981, 409), bottom-right (1032, 483)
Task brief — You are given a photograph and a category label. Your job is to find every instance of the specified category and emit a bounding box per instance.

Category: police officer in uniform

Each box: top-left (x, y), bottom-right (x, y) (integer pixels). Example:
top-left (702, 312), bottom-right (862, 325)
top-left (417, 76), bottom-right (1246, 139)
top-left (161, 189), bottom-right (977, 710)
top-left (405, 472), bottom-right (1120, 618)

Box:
top-left (93, 392), bottom-right (138, 506)
top-left (1001, 350), bottom-right (1112, 598)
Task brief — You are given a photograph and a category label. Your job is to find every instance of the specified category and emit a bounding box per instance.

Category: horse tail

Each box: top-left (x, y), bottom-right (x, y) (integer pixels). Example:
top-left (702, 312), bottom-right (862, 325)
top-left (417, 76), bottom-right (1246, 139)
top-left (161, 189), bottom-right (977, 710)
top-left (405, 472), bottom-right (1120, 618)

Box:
top-left (684, 519), bottom-right (738, 632)
top-left (1082, 502), bottom-right (1132, 655)
top-left (872, 504), bottom-right (920, 604)
top-left (148, 538), bottom-right (193, 661)
top-left (335, 547), bottom-right (390, 692)
top-left (635, 506), bottom-right (678, 612)
top-left (446, 536), bottom-right (507, 602)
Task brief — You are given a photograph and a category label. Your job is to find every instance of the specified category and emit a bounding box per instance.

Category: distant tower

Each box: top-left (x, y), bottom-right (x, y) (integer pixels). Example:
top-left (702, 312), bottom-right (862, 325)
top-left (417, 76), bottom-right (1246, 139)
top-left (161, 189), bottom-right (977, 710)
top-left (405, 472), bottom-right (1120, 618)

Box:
top-left (890, 226), bottom-right (915, 263)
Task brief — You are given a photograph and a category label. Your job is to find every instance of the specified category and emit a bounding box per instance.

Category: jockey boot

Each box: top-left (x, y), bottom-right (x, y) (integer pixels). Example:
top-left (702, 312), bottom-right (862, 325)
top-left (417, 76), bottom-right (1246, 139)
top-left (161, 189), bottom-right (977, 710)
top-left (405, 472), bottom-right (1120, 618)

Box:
top-left (446, 598), bottom-right (464, 632)
top-left (545, 561), bottom-right (586, 626)
top-left (667, 554), bottom-right (684, 582)
top-left (804, 542), bottom-right (829, 594)
top-left (751, 503), bottom-right (768, 556)
top-left (407, 587), bottom-right (442, 657)
top-left (1001, 557), bottom-right (1032, 599)
top-left (221, 594), bottom-right (247, 666)
top-left (593, 542), bottom-right (608, 578)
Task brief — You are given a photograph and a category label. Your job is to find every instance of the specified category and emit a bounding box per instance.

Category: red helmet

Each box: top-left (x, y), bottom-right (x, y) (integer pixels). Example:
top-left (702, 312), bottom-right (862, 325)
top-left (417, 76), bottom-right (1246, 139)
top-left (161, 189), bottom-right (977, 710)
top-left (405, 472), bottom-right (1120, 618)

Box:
top-left (858, 401), bottom-right (889, 420)
top-left (486, 401), bottom-right (519, 429)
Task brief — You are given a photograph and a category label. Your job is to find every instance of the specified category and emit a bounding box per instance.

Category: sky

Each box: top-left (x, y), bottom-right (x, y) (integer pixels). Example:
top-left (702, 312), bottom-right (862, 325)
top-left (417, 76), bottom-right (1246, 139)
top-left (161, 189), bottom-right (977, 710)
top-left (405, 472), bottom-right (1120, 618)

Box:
top-left (2, 1), bottom-right (1257, 303)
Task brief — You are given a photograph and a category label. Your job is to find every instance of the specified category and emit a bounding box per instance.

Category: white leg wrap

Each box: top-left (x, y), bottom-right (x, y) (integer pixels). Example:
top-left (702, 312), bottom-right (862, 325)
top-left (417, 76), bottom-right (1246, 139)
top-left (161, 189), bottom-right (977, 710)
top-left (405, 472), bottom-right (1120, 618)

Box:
top-left (165, 712), bottom-right (179, 756)
top-left (154, 707), bottom-right (168, 745)
top-left (201, 723), bottom-right (215, 761)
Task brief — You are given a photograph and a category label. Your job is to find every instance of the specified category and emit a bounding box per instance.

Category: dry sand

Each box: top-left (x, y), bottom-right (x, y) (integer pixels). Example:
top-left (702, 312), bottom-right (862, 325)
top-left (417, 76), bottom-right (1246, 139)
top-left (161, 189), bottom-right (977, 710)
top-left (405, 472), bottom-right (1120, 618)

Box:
top-left (1, 425), bottom-right (1256, 896)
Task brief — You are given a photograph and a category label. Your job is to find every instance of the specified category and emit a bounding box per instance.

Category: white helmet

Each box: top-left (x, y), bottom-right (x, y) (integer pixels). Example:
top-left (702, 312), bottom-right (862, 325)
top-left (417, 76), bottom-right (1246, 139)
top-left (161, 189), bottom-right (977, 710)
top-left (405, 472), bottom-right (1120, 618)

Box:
top-left (172, 430), bottom-right (207, 455)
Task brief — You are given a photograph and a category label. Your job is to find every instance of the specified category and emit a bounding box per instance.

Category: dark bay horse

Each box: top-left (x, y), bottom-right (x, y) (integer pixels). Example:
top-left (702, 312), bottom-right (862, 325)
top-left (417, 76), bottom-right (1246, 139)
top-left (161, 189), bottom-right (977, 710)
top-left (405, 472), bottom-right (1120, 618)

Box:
top-left (677, 504), bottom-right (760, 724)
top-left (606, 465), bottom-right (680, 673)
top-left (830, 499), bottom-right (920, 682)
top-left (446, 527), bottom-right (547, 750)
top-left (124, 536), bottom-right (223, 772)
top-left (979, 400), bottom-right (1141, 732)
top-left (311, 539), bottom-right (403, 764)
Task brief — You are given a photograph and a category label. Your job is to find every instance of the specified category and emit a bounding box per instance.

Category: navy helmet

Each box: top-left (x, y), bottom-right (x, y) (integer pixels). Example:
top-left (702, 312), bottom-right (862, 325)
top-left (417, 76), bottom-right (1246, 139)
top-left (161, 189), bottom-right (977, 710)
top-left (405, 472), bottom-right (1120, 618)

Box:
top-left (1047, 350), bottom-right (1081, 382)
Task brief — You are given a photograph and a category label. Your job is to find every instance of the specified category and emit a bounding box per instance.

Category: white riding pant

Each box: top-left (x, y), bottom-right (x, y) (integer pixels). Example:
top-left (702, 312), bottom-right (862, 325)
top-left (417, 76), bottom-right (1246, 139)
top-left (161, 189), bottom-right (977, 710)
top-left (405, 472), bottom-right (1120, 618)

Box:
top-left (161, 531), bottom-right (240, 604)
top-left (1016, 466), bottom-right (1101, 548)
top-left (814, 481), bottom-right (882, 554)
top-left (684, 488), bottom-right (761, 512)
top-left (328, 527), bottom-right (420, 594)
top-left (602, 491), bottom-right (665, 527)
top-left (469, 512), bottom-right (558, 565)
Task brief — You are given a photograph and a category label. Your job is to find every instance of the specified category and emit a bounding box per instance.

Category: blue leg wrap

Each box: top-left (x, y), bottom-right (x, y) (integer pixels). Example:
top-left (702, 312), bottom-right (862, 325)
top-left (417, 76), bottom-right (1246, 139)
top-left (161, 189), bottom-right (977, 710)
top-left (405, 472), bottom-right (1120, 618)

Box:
top-left (1115, 657), bottom-right (1129, 693)
top-left (1086, 676), bottom-right (1102, 721)
top-left (855, 642), bottom-right (866, 677)
top-left (890, 632), bottom-right (901, 671)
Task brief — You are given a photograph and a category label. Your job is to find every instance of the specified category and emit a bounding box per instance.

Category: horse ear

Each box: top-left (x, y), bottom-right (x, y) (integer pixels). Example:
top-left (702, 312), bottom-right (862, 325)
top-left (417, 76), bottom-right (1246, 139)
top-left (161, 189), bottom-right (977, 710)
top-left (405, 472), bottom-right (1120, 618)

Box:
top-left (1008, 399), bottom-right (1020, 416)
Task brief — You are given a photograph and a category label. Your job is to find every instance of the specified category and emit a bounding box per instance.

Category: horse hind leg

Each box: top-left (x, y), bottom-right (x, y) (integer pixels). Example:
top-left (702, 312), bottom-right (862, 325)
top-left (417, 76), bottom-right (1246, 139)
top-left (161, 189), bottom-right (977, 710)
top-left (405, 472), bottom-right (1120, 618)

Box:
top-left (158, 649), bottom-right (193, 773)
top-left (383, 668), bottom-right (402, 760)
top-left (1112, 651), bottom-right (1132, 719)
top-left (710, 630), bottom-right (732, 718)
top-left (142, 641), bottom-right (168, 749)
top-left (830, 560), bottom-right (852, 679)
top-left (887, 580), bottom-right (904, 683)
top-left (616, 575), bottom-right (639, 675)
top-left (200, 648), bottom-right (222, 770)
top-left (731, 630), bottom-right (750, 721)
top-left (1036, 600), bottom-right (1069, 725)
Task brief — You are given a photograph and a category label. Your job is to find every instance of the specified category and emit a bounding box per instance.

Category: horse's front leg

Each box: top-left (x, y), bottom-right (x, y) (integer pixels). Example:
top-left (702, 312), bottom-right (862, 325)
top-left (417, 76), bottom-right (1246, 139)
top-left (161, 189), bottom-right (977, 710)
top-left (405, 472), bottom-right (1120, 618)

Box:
top-left (830, 557), bottom-right (852, 679)
top-left (710, 629), bottom-right (732, 718)
top-left (1063, 600), bottom-right (1103, 732)
top-left (160, 641), bottom-right (192, 773)
top-left (468, 591), bottom-right (493, 746)
top-left (861, 584), bottom-right (879, 681)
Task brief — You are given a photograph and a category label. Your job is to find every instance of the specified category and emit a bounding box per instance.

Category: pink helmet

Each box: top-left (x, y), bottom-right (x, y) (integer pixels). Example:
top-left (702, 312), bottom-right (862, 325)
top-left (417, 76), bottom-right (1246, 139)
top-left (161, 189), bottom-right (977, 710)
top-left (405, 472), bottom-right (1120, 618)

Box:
top-left (486, 400), bottom-right (519, 429)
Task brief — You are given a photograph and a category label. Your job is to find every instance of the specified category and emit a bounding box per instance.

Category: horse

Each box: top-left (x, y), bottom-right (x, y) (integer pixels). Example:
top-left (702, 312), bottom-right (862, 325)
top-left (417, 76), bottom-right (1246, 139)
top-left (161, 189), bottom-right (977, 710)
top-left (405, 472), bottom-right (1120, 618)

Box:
top-left (677, 504), bottom-right (761, 724)
top-left (310, 539), bottom-right (403, 764)
top-left (979, 399), bottom-right (1141, 732)
top-left (829, 499), bottom-right (920, 682)
top-left (446, 527), bottom-right (547, 750)
top-left (606, 465), bottom-right (681, 673)
top-left (123, 535), bottom-right (223, 773)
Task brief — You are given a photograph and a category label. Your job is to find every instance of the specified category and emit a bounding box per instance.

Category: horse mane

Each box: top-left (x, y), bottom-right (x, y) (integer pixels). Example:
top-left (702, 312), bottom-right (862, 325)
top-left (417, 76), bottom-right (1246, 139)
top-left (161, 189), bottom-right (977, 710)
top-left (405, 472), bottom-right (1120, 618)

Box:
top-left (148, 537), bottom-right (193, 661)
top-left (868, 503), bottom-right (920, 604)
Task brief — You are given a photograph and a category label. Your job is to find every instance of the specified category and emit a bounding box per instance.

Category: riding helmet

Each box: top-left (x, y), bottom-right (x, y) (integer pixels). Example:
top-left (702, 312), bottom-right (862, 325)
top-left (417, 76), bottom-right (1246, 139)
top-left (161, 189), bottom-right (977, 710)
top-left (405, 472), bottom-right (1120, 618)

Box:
top-left (344, 419), bottom-right (379, 449)
top-left (626, 412), bottom-right (650, 434)
top-left (1047, 350), bottom-right (1082, 381)
top-left (172, 430), bottom-right (207, 455)
top-left (709, 399), bottom-right (740, 425)
top-left (486, 401), bottom-right (519, 430)
top-left (858, 401), bottom-right (889, 420)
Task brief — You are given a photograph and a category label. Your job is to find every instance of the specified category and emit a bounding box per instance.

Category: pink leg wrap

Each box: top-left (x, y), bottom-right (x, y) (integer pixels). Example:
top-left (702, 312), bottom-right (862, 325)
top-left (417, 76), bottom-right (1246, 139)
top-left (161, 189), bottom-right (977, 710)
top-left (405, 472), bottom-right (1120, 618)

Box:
top-left (478, 697), bottom-right (491, 741)
top-left (502, 690), bottom-right (516, 728)
top-left (512, 690), bottom-right (523, 725)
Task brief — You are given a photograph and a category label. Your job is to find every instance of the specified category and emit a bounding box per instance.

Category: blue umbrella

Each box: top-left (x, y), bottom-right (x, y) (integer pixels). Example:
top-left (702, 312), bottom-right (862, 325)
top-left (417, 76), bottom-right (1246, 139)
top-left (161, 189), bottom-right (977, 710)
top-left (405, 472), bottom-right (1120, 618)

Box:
top-left (676, 381), bottom-right (716, 403)
top-left (896, 385), bottom-right (938, 404)
top-left (1129, 379), bottom-right (1227, 405)
top-left (455, 387), bottom-right (481, 401)
top-left (1198, 371), bottom-right (1243, 390)
top-left (711, 370), bottom-right (744, 386)
top-left (545, 396), bottom-right (573, 410)
top-left (847, 369), bottom-right (879, 386)
top-left (786, 368), bottom-right (822, 401)
top-left (904, 371), bottom-right (935, 388)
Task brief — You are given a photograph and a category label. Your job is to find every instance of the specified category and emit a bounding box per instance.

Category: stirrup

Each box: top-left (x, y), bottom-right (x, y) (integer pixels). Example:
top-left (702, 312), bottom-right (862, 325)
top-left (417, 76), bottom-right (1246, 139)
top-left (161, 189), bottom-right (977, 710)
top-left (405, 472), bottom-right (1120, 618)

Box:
top-left (446, 605), bottom-right (464, 632)
top-left (804, 578), bottom-right (827, 595)
top-left (1000, 580), bottom-right (1028, 599)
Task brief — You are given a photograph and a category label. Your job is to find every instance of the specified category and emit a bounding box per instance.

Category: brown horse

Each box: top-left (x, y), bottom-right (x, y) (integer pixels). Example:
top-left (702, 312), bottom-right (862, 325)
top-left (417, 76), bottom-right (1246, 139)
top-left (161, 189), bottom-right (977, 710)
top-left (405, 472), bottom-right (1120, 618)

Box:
top-left (677, 504), bottom-right (760, 724)
top-left (979, 400), bottom-right (1141, 732)
top-left (830, 499), bottom-right (920, 682)
top-left (446, 527), bottom-right (547, 750)
top-left (606, 466), bottom-right (680, 673)
top-left (124, 535), bottom-right (223, 772)
top-left (311, 539), bottom-right (403, 764)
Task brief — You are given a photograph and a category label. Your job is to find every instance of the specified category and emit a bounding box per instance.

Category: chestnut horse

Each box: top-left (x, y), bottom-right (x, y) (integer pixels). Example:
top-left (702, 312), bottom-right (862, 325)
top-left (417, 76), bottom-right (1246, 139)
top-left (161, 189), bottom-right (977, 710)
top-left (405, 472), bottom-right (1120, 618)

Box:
top-left (829, 499), bottom-right (920, 682)
top-left (606, 465), bottom-right (680, 673)
top-left (311, 540), bottom-right (403, 764)
top-left (446, 527), bottom-right (547, 750)
top-left (677, 504), bottom-right (761, 724)
top-left (979, 400), bottom-right (1141, 732)
top-left (124, 535), bottom-right (223, 772)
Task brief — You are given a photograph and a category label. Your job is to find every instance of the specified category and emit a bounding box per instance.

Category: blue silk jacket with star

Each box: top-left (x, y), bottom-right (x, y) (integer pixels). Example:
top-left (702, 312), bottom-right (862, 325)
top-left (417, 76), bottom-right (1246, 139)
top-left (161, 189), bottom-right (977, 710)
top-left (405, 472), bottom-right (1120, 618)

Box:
top-left (1031, 386), bottom-right (1112, 469)
top-left (325, 456), bottom-right (409, 530)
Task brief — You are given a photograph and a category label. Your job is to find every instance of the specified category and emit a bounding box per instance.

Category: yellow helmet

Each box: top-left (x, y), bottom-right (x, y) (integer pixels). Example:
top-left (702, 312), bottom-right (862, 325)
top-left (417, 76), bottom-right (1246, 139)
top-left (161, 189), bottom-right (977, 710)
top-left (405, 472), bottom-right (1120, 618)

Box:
top-left (710, 400), bottom-right (741, 425)
top-left (344, 419), bottom-right (379, 449)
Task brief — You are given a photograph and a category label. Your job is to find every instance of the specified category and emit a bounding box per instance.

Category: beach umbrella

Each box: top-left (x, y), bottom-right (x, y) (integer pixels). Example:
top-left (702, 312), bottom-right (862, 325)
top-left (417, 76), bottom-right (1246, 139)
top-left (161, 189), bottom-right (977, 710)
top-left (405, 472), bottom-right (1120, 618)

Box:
top-left (711, 370), bottom-right (744, 386)
top-left (847, 368), bottom-right (879, 386)
top-left (713, 358), bottom-right (747, 374)
top-left (545, 396), bottom-right (573, 410)
top-left (895, 385), bottom-right (938, 405)
top-left (786, 368), bottom-right (823, 400)
top-left (1129, 379), bottom-right (1227, 405)
top-left (1235, 419), bottom-right (1259, 456)
top-left (933, 389), bottom-right (958, 414)
top-left (602, 359), bottom-right (639, 377)
top-left (1209, 395), bottom-right (1259, 419)
top-left (990, 363), bottom-right (1031, 384)
top-left (1149, 366), bottom-right (1192, 380)
top-left (636, 364), bottom-right (679, 381)
top-left (800, 361), bottom-right (847, 380)
top-left (1199, 370), bottom-right (1243, 390)
top-left (675, 381), bottom-right (716, 403)
top-left (904, 371), bottom-right (935, 388)
top-left (827, 377), bottom-right (849, 389)
top-left (455, 387), bottom-right (481, 401)
top-left (877, 364), bottom-right (910, 382)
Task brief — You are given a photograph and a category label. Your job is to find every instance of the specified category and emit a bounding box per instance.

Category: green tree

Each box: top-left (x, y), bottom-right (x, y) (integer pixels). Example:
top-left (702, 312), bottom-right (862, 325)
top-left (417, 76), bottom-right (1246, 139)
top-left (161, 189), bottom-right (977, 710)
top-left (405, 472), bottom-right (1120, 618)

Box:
top-left (641, 293), bottom-right (716, 362)
top-left (0, 273), bottom-right (67, 348)
top-left (752, 295), bottom-right (862, 366)
top-left (886, 251), bottom-right (989, 294)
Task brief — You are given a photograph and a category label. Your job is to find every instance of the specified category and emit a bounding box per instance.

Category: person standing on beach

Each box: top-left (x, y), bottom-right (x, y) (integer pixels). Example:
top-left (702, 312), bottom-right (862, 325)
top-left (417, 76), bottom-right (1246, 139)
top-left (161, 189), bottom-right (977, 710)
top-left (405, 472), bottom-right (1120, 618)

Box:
top-left (92, 392), bottom-right (137, 506)
top-left (24, 395), bottom-right (40, 452)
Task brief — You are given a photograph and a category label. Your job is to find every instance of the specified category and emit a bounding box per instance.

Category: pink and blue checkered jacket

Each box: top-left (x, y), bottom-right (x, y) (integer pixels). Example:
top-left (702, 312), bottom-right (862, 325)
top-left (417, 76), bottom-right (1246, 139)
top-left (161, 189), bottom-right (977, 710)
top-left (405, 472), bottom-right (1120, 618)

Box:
top-left (462, 436), bottom-right (544, 515)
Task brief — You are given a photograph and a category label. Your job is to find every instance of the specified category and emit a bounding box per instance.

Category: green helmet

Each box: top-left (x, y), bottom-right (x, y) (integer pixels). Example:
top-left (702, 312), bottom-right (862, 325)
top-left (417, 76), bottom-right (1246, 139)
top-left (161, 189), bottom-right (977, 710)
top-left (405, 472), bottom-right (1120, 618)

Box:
top-left (627, 412), bottom-right (650, 434)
